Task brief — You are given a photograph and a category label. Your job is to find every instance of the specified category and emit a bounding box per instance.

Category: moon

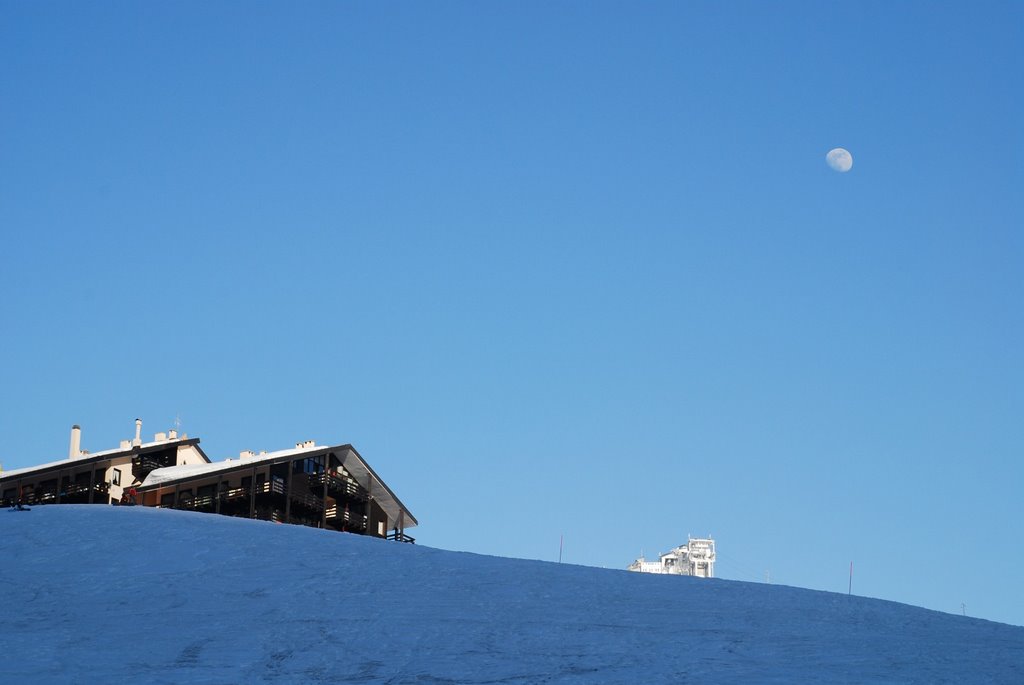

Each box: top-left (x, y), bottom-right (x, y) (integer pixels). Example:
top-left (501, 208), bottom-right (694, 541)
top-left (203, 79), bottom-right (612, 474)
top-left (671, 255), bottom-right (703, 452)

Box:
top-left (826, 148), bottom-right (853, 172)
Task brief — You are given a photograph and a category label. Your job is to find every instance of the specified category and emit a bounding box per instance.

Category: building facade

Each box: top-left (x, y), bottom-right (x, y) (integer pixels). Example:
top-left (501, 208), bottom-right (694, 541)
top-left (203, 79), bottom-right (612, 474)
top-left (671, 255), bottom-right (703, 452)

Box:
top-left (0, 421), bottom-right (417, 542)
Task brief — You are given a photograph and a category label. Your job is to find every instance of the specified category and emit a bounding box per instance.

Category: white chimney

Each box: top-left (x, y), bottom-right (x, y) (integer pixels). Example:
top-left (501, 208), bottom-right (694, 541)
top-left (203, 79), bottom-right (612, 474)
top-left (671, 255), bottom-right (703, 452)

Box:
top-left (133, 418), bottom-right (142, 447)
top-left (155, 432), bottom-right (167, 442)
top-left (69, 425), bottom-right (81, 460)
top-left (120, 440), bottom-right (131, 450)
top-left (168, 429), bottom-right (178, 440)
top-left (240, 450), bottom-right (255, 459)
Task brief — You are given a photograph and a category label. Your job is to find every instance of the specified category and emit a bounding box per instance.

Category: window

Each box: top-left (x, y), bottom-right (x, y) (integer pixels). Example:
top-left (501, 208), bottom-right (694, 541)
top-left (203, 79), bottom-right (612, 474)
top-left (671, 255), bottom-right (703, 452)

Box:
top-left (112, 469), bottom-right (121, 486)
top-left (160, 493), bottom-right (174, 507)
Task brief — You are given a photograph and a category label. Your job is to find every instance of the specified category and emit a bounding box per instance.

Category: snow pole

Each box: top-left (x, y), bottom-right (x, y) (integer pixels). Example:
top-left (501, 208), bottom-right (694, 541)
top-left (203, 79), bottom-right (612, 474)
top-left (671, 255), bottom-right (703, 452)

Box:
top-left (848, 561), bottom-right (853, 595)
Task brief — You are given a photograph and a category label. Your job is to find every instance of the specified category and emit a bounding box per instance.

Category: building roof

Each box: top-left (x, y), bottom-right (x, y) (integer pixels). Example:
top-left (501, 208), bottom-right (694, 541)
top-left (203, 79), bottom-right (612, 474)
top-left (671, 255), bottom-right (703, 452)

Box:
top-left (0, 438), bottom-right (208, 484)
top-left (139, 442), bottom-right (418, 529)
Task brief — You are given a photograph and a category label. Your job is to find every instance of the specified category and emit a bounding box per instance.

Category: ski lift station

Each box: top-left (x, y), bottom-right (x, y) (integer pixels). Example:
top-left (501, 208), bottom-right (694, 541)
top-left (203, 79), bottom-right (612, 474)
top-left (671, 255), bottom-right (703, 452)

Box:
top-left (628, 537), bottom-right (716, 578)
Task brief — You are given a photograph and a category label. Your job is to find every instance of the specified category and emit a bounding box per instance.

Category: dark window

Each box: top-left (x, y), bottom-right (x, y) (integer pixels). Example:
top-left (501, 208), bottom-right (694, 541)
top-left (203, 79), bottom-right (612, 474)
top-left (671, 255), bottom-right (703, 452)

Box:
top-left (160, 493), bottom-right (174, 507)
top-left (112, 469), bottom-right (121, 486)
top-left (241, 476), bottom-right (252, 489)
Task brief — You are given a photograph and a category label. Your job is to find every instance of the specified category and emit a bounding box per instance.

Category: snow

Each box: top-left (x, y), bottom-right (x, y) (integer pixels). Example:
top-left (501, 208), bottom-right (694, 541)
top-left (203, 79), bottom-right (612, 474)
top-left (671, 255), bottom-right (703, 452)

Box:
top-left (142, 445), bottom-right (311, 486)
top-left (2, 506), bottom-right (1021, 684)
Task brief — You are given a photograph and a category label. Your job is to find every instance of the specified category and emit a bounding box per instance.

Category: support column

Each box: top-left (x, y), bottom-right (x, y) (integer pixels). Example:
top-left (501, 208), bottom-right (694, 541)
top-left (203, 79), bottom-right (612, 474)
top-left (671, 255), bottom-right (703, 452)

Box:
top-left (364, 478), bottom-right (373, 536)
top-left (284, 460), bottom-right (292, 524)
top-left (88, 468), bottom-right (95, 504)
top-left (249, 465), bottom-right (257, 518)
top-left (321, 472), bottom-right (328, 530)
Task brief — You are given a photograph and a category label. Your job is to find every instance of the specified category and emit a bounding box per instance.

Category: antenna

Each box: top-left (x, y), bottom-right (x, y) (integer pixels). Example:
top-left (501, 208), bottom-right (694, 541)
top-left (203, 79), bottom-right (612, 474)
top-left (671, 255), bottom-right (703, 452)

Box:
top-left (174, 414), bottom-right (182, 431)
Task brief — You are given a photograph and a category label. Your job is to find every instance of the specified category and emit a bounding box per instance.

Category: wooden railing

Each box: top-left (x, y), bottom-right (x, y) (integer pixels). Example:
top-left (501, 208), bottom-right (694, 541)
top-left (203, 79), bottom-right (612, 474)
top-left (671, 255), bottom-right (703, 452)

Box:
top-left (309, 472), bottom-right (367, 501)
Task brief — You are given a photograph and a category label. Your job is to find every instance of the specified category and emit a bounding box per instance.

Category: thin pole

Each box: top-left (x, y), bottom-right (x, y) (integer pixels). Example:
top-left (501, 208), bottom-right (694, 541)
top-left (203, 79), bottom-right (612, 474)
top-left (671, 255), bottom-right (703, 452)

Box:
top-left (848, 561), bottom-right (853, 595)
top-left (558, 534), bottom-right (563, 563)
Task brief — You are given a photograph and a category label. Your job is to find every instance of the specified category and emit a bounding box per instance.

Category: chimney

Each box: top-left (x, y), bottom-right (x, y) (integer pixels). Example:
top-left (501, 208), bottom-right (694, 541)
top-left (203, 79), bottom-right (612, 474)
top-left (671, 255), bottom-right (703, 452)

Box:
top-left (133, 418), bottom-right (142, 447)
top-left (69, 425), bottom-right (81, 459)
top-left (168, 429), bottom-right (178, 440)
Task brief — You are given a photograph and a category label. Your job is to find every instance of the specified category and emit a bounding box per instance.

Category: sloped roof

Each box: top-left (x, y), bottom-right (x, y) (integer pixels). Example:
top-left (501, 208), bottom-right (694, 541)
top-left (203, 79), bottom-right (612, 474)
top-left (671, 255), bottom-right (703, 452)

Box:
top-left (0, 438), bottom-right (207, 483)
top-left (140, 443), bottom-right (417, 529)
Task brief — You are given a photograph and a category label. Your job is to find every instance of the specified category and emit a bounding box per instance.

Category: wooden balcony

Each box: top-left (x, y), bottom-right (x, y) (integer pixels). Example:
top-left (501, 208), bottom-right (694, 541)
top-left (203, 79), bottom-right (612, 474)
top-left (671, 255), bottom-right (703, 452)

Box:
top-left (325, 505), bottom-right (367, 529)
top-left (386, 530), bottom-right (416, 544)
top-left (289, 491), bottom-right (324, 512)
top-left (309, 472), bottom-right (367, 502)
top-left (220, 486), bottom-right (250, 502)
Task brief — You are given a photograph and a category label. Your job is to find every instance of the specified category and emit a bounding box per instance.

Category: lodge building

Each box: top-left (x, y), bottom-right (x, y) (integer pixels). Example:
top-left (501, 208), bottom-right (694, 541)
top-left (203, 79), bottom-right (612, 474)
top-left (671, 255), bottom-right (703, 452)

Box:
top-left (0, 420), bottom-right (417, 542)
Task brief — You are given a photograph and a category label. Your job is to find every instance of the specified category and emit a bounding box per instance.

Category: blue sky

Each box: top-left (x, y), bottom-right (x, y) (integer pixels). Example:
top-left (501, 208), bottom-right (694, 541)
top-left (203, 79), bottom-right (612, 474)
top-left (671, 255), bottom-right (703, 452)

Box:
top-left (2, 2), bottom-right (1021, 625)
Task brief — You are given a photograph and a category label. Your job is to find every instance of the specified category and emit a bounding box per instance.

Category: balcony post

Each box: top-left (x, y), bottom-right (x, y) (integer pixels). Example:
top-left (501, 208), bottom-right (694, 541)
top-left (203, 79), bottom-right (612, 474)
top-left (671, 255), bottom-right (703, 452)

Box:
top-left (365, 478), bottom-right (373, 535)
top-left (284, 460), bottom-right (292, 524)
top-left (321, 472), bottom-right (328, 529)
top-left (249, 465), bottom-right (256, 518)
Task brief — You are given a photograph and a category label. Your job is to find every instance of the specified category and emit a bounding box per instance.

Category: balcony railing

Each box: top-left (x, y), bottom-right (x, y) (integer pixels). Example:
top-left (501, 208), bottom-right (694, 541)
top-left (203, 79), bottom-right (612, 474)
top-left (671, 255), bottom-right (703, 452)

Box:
top-left (255, 480), bottom-right (287, 497)
top-left (324, 505), bottom-right (367, 526)
top-left (309, 472), bottom-right (367, 501)
top-left (386, 530), bottom-right (416, 544)
top-left (220, 486), bottom-right (250, 502)
top-left (289, 491), bottom-right (324, 512)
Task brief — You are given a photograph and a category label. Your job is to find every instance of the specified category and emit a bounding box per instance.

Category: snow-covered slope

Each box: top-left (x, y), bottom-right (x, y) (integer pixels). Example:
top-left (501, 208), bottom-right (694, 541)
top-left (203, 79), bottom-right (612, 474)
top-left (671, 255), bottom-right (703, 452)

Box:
top-left (2, 506), bottom-right (1021, 684)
